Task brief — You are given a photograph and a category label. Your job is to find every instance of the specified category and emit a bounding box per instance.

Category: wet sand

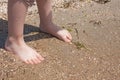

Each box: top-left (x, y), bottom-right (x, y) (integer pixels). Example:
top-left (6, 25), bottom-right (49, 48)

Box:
top-left (0, 0), bottom-right (120, 80)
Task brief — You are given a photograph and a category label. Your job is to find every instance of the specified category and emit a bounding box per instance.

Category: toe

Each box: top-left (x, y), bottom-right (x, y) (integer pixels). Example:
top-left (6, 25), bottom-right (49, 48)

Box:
top-left (68, 33), bottom-right (72, 40)
top-left (33, 56), bottom-right (41, 64)
top-left (31, 58), bottom-right (40, 64)
top-left (66, 37), bottom-right (71, 42)
top-left (66, 35), bottom-right (72, 42)
top-left (28, 59), bottom-right (34, 64)
top-left (36, 53), bottom-right (44, 61)
top-left (66, 30), bottom-right (72, 41)
top-left (58, 29), bottom-right (72, 43)
top-left (62, 36), bottom-right (71, 43)
top-left (23, 60), bottom-right (30, 64)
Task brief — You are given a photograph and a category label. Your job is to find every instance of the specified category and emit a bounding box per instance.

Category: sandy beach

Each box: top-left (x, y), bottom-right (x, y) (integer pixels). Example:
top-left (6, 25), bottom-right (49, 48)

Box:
top-left (0, 0), bottom-right (120, 80)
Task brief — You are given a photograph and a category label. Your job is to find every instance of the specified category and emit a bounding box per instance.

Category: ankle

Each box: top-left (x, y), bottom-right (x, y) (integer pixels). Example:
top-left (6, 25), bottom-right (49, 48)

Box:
top-left (6, 36), bottom-right (25, 45)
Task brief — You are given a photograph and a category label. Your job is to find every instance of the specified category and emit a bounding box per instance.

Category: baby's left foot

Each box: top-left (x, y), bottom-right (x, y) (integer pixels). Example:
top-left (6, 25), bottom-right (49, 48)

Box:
top-left (40, 23), bottom-right (72, 43)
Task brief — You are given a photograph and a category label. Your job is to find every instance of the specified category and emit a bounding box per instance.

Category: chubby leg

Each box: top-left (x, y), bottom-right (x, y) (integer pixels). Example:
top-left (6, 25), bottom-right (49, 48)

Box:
top-left (36, 0), bottom-right (72, 43)
top-left (5, 0), bottom-right (44, 64)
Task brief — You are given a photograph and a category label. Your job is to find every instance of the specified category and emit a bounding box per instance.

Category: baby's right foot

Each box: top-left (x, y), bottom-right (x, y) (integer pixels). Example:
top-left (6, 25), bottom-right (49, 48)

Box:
top-left (5, 37), bottom-right (44, 64)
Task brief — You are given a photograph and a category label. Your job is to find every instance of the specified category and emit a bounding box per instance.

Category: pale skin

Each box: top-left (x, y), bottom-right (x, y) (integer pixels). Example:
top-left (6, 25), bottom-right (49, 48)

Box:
top-left (5, 0), bottom-right (72, 64)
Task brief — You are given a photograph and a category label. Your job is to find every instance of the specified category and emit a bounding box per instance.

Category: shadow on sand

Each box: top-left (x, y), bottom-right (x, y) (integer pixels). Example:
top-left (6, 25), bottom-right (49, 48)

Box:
top-left (92, 0), bottom-right (111, 4)
top-left (0, 18), bottom-right (53, 49)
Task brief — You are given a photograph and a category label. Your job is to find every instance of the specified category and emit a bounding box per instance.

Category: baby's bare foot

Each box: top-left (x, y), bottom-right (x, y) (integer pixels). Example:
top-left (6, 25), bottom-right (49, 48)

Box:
top-left (5, 37), bottom-right (44, 64)
top-left (40, 23), bottom-right (72, 43)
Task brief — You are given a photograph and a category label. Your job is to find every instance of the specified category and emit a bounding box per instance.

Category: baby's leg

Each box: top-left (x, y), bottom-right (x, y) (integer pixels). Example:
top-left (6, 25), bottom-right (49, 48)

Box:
top-left (36, 0), bottom-right (72, 43)
top-left (5, 0), bottom-right (44, 64)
